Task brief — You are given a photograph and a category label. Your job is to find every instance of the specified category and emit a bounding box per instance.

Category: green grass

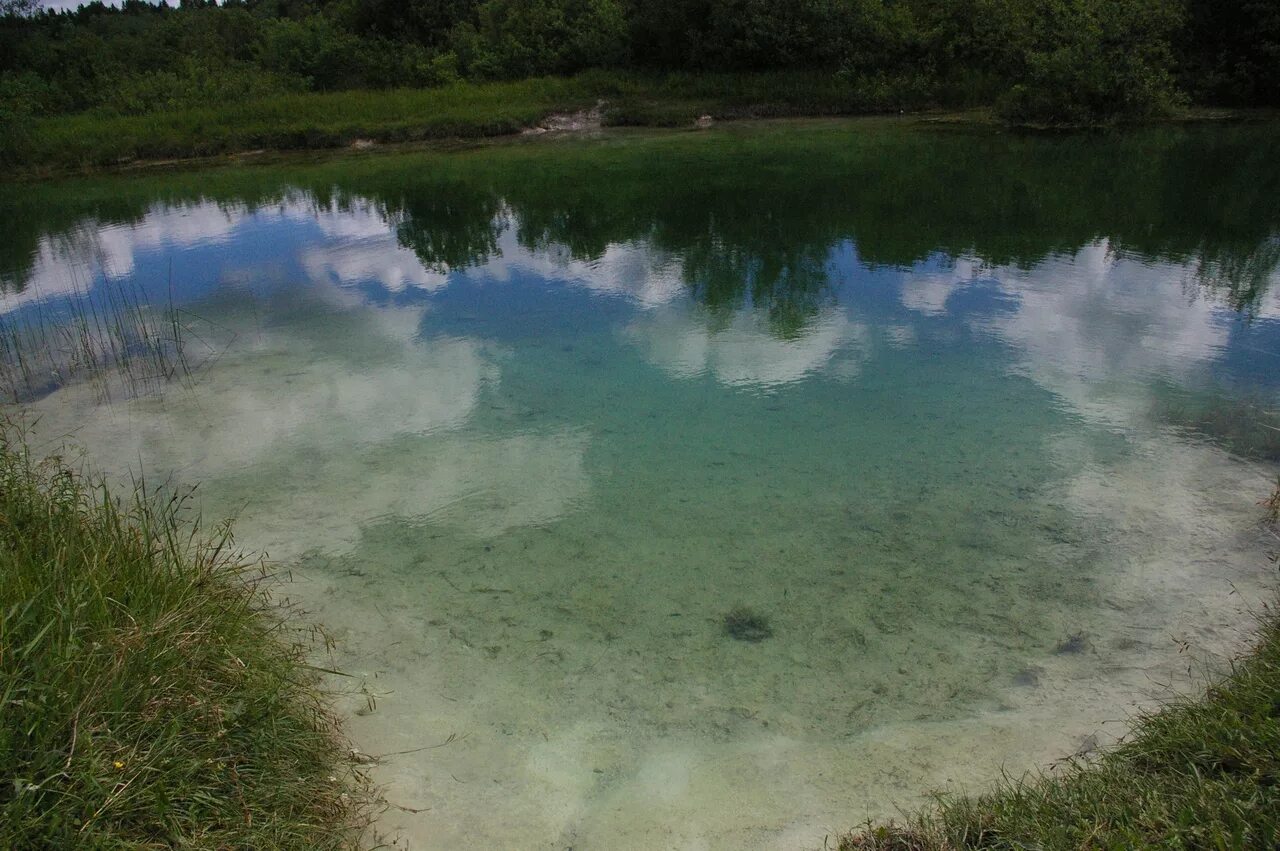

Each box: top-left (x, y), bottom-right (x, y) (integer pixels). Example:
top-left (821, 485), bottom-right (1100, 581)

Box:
top-left (0, 424), bottom-right (372, 848)
top-left (3, 70), bottom-right (949, 176)
top-left (12, 77), bottom-right (593, 174)
top-left (841, 564), bottom-right (1280, 849)
top-left (6, 69), bottom-right (1264, 178)
top-left (0, 278), bottom-right (194, 406)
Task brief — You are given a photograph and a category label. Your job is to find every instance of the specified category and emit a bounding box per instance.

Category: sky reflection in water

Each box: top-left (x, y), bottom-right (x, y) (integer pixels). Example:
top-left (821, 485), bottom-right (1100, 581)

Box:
top-left (4, 123), bottom-right (1280, 848)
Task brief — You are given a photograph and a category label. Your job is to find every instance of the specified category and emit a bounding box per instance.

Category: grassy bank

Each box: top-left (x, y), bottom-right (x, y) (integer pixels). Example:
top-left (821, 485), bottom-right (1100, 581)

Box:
top-left (2, 70), bottom-right (952, 177)
top-left (7, 69), bottom-right (1269, 180)
top-left (842, 545), bottom-right (1280, 848)
top-left (0, 426), bottom-right (370, 848)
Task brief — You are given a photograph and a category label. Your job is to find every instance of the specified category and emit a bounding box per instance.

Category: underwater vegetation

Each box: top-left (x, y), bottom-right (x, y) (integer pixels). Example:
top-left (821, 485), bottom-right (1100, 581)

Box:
top-left (1053, 632), bottom-right (1091, 655)
top-left (723, 606), bottom-right (774, 642)
top-left (1152, 385), bottom-right (1280, 463)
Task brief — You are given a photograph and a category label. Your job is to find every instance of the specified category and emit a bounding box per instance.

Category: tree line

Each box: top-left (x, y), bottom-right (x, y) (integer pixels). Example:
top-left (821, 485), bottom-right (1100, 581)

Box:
top-left (0, 0), bottom-right (1277, 126)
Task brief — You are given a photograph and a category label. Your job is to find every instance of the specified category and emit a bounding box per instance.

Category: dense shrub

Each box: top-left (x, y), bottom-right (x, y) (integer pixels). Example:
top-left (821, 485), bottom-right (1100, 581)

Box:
top-left (102, 62), bottom-right (306, 116)
top-left (0, 100), bottom-right (32, 165)
top-left (457, 0), bottom-right (628, 78)
top-left (996, 0), bottom-right (1184, 125)
top-left (0, 0), bottom-right (1274, 126)
top-left (254, 16), bottom-right (369, 90)
top-left (1181, 0), bottom-right (1280, 106)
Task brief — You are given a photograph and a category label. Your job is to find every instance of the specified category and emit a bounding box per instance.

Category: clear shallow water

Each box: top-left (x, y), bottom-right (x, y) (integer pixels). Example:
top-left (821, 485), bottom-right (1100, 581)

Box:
top-left (4, 121), bottom-right (1280, 848)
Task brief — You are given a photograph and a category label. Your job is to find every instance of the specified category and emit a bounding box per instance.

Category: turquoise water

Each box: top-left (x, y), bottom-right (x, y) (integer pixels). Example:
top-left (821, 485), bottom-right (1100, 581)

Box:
top-left (4, 121), bottom-right (1280, 848)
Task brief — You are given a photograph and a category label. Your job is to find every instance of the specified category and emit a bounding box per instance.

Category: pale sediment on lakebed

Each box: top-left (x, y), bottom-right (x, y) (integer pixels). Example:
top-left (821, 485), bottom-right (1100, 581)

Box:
top-left (287, 435), bottom-right (1275, 850)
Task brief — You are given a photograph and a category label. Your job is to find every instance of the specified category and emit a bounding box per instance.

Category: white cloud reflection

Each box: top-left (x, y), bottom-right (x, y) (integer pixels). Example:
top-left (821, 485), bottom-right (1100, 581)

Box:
top-left (26, 195), bottom-right (1259, 412)
top-left (898, 241), bottom-right (1236, 426)
top-left (899, 257), bottom-right (983, 317)
top-left (30, 294), bottom-right (589, 554)
top-left (2, 201), bottom-right (257, 312)
top-left (624, 306), bottom-right (867, 390)
top-left (476, 230), bottom-right (686, 307)
top-left (302, 239), bottom-right (451, 293)
top-left (6, 194), bottom-right (883, 396)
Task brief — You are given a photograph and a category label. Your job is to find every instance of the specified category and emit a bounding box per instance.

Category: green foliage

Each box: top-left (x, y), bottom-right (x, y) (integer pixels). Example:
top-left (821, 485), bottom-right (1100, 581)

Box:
top-left (996, 0), bottom-right (1184, 126)
top-left (0, 71), bottom-right (957, 173)
top-left (103, 61), bottom-right (307, 116)
top-left (254, 15), bottom-right (368, 90)
top-left (0, 0), bottom-right (1274, 151)
top-left (0, 425), bottom-right (372, 847)
top-left (0, 70), bottom-right (67, 116)
top-left (624, 0), bottom-right (916, 73)
top-left (0, 101), bottom-right (32, 166)
top-left (338, 0), bottom-right (479, 47)
top-left (701, 0), bottom-right (850, 70)
top-left (1181, 0), bottom-right (1280, 106)
top-left (458, 0), bottom-right (629, 78)
top-left (0, 71), bottom-right (54, 164)
top-left (10, 76), bottom-right (600, 173)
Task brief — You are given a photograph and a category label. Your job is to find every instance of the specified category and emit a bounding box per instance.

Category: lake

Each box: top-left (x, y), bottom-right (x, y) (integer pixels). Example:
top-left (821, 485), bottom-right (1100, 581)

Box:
top-left (3, 119), bottom-right (1280, 849)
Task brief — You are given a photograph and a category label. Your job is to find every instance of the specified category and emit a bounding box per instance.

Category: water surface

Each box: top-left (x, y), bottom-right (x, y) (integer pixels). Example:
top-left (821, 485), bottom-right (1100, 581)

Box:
top-left (4, 120), bottom-right (1280, 849)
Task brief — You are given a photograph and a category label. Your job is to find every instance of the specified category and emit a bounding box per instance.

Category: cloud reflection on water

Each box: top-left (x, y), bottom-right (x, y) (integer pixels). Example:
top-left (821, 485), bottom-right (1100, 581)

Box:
top-left (6, 190), bottom-right (1278, 410)
top-left (893, 240), bottom-right (1247, 428)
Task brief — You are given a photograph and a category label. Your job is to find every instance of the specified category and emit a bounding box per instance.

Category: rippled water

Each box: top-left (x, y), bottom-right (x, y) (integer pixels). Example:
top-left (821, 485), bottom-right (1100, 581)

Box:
top-left (4, 120), bottom-right (1280, 849)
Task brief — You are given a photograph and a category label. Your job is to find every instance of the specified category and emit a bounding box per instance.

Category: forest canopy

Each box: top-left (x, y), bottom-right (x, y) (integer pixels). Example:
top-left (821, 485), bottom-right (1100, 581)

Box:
top-left (1, 0), bottom-right (1277, 128)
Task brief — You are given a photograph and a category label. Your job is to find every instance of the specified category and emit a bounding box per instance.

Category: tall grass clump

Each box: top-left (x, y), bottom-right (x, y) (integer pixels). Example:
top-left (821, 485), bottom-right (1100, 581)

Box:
top-left (0, 279), bottom-right (199, 404)
top-left (0, 424), bottom-right (372, 848)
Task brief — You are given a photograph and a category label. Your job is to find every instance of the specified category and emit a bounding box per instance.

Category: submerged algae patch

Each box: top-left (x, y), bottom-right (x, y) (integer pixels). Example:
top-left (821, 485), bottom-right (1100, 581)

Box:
top-left (723, 606), bottom-right (774, 642)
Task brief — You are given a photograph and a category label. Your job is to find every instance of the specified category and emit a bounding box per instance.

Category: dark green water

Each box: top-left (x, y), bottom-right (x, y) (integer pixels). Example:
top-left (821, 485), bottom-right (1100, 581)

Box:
top-left (3, 119), bottom-right (1280, 848)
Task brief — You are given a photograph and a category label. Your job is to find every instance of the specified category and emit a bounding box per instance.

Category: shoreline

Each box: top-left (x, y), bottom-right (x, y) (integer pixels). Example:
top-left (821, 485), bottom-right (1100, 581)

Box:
top-left (3, 76), bottom-right (1274, 183)
top-left (840, 559), bottom-right (1280, 849)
